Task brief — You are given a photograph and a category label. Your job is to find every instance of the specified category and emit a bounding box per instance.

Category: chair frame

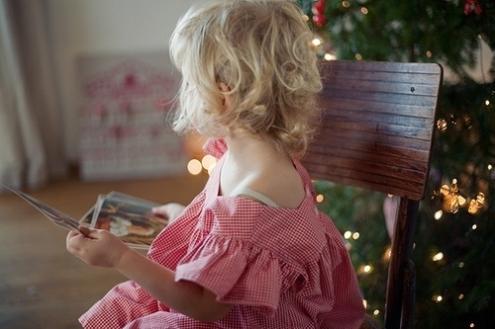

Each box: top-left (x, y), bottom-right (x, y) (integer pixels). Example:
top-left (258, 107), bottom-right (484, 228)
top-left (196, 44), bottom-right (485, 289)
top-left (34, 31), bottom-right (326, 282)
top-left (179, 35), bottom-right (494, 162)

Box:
top-left (302, 60), bottom-right (443, 329)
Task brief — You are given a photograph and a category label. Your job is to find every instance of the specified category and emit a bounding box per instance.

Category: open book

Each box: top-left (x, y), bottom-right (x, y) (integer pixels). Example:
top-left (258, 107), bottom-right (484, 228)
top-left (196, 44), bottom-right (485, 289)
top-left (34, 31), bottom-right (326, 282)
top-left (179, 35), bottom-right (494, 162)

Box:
top-left (2, 185), bottom-right (168, 250)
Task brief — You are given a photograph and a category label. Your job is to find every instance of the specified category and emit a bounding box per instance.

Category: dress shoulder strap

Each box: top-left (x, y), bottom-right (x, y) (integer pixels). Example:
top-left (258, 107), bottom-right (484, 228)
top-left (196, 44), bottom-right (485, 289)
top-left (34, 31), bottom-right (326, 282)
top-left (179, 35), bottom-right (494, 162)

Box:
top-left (231, 186), bottom-right (279, 208)
top-left (291, 158), bottom-right (316, 198)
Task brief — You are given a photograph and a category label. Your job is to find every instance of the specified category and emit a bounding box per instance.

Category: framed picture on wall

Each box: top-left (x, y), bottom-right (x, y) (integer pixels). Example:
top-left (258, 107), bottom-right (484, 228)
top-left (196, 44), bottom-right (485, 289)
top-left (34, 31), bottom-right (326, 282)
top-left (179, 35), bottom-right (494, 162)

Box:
top-left (77, 51), bottom-right (185, 180)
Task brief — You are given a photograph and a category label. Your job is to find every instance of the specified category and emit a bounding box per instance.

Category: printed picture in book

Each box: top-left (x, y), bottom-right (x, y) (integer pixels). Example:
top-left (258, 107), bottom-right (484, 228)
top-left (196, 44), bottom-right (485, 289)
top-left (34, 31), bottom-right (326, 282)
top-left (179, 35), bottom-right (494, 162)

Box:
top-left (81, 192), bottom-right (168, 249)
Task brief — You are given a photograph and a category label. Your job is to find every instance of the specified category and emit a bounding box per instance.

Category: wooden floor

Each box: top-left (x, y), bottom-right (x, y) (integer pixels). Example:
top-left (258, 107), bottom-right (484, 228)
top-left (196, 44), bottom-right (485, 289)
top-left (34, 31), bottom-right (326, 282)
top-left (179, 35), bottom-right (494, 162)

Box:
top-left (0, 174), bottom-right (207, 329)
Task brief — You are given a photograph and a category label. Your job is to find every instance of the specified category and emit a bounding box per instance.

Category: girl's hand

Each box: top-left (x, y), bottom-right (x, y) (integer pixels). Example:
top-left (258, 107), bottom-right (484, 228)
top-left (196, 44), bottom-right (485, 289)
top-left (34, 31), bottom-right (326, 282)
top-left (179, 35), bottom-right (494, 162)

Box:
top-left (152, 203), bottom-right (185, 224)
top-left (66, 226), bottom-right (130, 268)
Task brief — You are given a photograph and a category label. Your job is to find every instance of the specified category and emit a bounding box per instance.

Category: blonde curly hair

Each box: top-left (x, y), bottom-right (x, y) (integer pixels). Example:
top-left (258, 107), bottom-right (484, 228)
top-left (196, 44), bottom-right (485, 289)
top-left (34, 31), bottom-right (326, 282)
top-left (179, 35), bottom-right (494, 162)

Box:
top-left (169, 0), bottom-right (322, 157)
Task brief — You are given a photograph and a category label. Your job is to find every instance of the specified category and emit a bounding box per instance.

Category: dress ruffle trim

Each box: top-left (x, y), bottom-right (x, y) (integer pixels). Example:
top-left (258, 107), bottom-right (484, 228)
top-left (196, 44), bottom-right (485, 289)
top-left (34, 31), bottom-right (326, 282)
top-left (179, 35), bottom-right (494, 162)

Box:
top-left (175, 233), bottom-right (287, 316)
top-left (202, 138), bottom-right (227, 159)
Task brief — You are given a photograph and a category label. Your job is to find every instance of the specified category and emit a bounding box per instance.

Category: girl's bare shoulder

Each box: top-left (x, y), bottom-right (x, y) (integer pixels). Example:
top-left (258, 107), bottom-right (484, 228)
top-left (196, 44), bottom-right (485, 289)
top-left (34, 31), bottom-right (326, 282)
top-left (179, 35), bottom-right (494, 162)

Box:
top-left (248, 162), bottom-right (306, 209)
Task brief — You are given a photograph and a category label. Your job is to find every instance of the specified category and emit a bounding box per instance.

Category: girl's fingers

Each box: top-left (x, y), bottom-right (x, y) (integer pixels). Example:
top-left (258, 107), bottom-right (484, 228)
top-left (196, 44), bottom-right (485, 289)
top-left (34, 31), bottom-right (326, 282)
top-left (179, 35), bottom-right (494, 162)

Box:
top-left (90, 229), bottom-right (106, 239)
top-left (83, 228), bottom-right (112, 240)
top-left (66, 231), bottom-right (86, 254)
top-left (68, 229), bottom-right (98, 249)
top-left (78, 225), bottom-right (93, 237)
top-left (152, 206), bottom-right (169, 218)
top-left (66, 230), bottom-right (79, 250)
top-left (67, 230), bottom-right (79, 239)
top-left (79, 225), bottom-right (102, 239)
top-left (66, 230), bottom-right (83, 245)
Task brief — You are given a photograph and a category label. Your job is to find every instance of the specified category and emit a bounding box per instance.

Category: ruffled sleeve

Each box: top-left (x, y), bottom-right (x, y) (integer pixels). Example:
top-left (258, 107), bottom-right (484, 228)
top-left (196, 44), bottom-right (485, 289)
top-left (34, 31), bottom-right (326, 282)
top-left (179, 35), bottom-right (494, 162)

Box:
top-left (174, 233), bottom-right (283, 316)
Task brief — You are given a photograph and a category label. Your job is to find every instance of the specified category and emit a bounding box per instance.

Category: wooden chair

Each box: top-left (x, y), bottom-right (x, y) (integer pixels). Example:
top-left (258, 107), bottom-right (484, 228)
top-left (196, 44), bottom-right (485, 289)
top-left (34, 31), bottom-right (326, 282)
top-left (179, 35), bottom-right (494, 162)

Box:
top-left (301, 60), bottom-right (443, 329)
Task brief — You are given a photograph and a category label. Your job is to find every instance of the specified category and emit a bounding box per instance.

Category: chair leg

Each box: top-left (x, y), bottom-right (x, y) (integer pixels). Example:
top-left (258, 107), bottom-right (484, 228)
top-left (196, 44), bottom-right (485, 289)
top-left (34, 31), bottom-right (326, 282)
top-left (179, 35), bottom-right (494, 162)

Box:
top-left (400, 260), bottom-right (416, 329)
top-left (384, 198), bottom-right (419, 329)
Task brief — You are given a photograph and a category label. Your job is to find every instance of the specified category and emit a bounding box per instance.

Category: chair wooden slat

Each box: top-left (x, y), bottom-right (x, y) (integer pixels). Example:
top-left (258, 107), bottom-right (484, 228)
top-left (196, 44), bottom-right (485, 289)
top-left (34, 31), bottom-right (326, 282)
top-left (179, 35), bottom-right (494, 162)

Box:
top-left (310, 139), bottom-right (431, 164)
top-left (319, 121), bottom-right (432, 141)
top-left (322, 87), bottom-right (438, 107)
top-left (314, 128), bottom-right (432, 151)
top-left (304, 155), bottom-right (426, 185)
top-left (322, 79), bottom-right (439, 96)
top-left (326, 69), bottom-right (442, 85)
top-left (308, 146), bottom-right (428, 173)
top-left (322, 109), bottom-right (433, 129)
top-left (304, 163), bottom-right (425, 199)
top-left (308, 147), bottom-right (428, 175)
top-left (321, 98), bottom-right (435, 119)
top-left (321, 60), bottom-right (442, 74)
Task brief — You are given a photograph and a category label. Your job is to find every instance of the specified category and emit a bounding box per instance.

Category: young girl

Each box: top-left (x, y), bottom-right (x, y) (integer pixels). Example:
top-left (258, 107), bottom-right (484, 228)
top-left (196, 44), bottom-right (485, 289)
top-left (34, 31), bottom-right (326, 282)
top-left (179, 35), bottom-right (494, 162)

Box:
top-left (66, 1), bottom-right (365, 328)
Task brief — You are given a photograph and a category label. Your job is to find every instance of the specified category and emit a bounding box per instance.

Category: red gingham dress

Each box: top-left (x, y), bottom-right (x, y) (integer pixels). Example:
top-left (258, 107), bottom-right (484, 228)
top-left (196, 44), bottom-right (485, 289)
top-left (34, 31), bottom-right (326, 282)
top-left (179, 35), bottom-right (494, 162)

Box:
top-left (79, 138), bottom-right (365, 329)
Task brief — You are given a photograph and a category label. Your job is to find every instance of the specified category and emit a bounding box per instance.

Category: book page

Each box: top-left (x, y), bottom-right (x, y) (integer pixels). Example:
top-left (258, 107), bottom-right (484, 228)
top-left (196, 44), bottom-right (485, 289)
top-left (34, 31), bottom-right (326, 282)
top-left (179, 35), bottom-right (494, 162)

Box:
top-left (1, 185), bottom-right (82, 232)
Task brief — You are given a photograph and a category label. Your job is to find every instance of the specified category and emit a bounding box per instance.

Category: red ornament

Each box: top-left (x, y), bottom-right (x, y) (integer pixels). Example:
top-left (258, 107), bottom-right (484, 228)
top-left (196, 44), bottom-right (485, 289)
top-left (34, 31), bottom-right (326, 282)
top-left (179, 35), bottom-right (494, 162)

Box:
top-left (464, 0), bottom-right (482, 15)
top-left (312, 14), bottom-right (327, 28)
top-left (312, 0), bottom-right (327, 27)
top-left (313, 0), bottom-right (325, 15)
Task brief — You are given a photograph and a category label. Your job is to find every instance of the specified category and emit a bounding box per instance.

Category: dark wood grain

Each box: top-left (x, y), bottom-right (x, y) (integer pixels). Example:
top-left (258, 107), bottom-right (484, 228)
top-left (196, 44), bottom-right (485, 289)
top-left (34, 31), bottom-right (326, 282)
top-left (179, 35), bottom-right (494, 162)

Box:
top-left (302, 60), bottom-right (442, 329)
top-left (321, 87), bottom-right (437, 111)
top-left (303, 60), bottom-right (442, 201)
top-left (323, 69), bottom-right (441, 85)
top-left (320, 98), bottom-right (435, 119)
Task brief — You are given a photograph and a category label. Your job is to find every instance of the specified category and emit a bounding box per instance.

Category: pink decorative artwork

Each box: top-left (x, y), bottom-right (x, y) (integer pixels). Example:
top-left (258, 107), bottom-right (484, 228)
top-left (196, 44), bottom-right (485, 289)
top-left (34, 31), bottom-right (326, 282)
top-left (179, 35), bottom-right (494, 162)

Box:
top-left (78, 52), bottom-right (185, 180)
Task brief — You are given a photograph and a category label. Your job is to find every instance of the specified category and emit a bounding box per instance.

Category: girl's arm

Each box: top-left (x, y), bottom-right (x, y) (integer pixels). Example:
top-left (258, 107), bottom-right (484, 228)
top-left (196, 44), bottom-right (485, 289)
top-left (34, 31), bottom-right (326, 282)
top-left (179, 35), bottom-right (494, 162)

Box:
top-left (66, 227), bottom-right (232, 322)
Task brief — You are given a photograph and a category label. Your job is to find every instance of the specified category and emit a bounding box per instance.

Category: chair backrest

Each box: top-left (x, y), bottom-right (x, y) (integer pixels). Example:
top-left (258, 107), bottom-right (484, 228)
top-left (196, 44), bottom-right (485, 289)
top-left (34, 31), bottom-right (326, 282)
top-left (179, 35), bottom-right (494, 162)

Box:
top-left (302, 60), bottom-right (442, 329)
top-left (303, 60), bottom-right (442, 201)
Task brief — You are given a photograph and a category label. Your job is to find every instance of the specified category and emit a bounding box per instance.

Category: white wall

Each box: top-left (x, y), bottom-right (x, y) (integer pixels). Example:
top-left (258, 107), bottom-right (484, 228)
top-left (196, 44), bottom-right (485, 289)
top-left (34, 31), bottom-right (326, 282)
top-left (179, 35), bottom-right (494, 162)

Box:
top-left (45, 0), bottom-right (201, 161)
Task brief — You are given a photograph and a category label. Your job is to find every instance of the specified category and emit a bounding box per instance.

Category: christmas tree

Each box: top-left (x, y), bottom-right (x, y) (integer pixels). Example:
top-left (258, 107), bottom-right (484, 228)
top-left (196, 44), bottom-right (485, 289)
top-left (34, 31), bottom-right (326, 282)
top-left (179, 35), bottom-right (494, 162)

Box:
top-left (297, 0), bottom-right (495, 328)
